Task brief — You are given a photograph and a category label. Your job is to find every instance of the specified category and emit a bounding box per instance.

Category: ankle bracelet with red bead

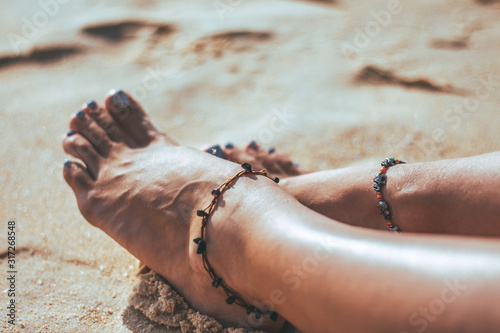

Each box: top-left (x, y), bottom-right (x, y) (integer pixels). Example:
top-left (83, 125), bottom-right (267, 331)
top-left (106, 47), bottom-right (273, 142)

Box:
top-left (373, 157), bottom-right (405, 232)
top-left (193, 163), bottom-right (280, 321)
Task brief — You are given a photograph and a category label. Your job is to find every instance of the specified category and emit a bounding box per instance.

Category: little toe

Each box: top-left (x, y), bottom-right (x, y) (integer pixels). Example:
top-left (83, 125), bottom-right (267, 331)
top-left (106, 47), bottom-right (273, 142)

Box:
top-left (62, 132), bottom-right (100, 179)
top-left (105, 90), bottom-right (172, 146)
top-left (69, 109), bottom-right (113, 157)
top-left (84, 100), bottom-right (131, 144)
top-left (63, 159), bottom-right (93, 192)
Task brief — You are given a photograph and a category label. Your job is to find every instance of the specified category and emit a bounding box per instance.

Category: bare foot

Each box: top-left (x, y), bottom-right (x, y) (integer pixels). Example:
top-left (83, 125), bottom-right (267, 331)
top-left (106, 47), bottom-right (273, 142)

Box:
top-left (202, 141), bottom-right (308, 179)
top-left (62, 90), bottom-right (285, 332)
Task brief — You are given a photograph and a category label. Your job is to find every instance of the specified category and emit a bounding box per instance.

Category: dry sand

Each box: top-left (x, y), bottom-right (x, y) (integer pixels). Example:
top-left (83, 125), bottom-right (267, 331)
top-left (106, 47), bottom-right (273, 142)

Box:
top-left (1, 0), bottom-right (500, 332)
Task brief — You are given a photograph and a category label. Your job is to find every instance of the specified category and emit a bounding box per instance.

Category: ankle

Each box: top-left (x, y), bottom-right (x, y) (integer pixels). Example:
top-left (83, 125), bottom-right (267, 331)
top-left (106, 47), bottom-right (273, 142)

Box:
top-left (188, 172), bottom-right (288, 308)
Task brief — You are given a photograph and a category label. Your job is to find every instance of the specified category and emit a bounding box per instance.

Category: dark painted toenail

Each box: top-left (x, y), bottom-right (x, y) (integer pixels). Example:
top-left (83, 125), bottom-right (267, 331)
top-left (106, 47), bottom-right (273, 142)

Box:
top-left (268, 147), bottom-right (275, 154)
top-left (87, 100), bottom-right (97, 109)
top-left (208, 145), bottom-right (223, 158)
top-left (224, 142), bottom-right (234, 149)
top-left (112, 90), bottom-right (130, 108)
top-left (64, 159), bottom-right (71, 168)
top-left (76, 110), bottom-right (85, 118)
top-left (66, 130), bottom-right (76, 136)
top-left (248, 140), bottom-right (258, 150)
top-left (273, 177), bottom-right (280, 183)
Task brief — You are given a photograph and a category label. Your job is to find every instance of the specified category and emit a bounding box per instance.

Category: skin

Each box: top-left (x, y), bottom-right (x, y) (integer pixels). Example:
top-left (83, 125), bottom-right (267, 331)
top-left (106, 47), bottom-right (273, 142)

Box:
top-left (201, 141), bottom-right (307, 180)
top-left (211, 143), bottom-right (500, 237)
top-left (63, 90), bottom-right (500, 333)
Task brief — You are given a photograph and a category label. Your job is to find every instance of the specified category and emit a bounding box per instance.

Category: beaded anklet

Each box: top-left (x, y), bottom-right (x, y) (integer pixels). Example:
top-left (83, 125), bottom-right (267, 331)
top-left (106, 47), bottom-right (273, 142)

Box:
top-left (373, 157), bottom-right (406, 232)
top-left (193, 163), bottom-right (280, 321)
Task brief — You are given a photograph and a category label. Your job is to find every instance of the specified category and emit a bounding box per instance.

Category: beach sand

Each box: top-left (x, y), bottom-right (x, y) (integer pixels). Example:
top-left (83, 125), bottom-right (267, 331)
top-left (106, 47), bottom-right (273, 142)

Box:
top-left (1, 0), bottom-right (500, 331)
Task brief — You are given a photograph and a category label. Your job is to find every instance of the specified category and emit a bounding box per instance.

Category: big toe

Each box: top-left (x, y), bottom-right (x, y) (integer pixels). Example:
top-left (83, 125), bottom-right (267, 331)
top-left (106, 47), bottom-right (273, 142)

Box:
top-left (105, 90), bottom-right (175, 146)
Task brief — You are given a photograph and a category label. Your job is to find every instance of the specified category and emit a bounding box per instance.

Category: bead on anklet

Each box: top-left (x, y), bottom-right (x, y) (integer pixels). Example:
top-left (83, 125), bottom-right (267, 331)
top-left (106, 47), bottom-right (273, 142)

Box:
top-left (373, 157), bottom-right (405, 232)
top-left (193, 163), bottom-right (280, 321)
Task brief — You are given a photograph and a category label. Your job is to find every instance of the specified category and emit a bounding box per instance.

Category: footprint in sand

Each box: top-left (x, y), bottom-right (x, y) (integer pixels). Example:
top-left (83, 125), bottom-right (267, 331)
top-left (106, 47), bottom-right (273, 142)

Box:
top-left (0, 45), bottom-right (82, 71)
top-left (189, 30), bottom-right (272, 59)
top-left (354, 65), bottom-right (466, 95)
top-left (81, 20), bottom-right (174, 43)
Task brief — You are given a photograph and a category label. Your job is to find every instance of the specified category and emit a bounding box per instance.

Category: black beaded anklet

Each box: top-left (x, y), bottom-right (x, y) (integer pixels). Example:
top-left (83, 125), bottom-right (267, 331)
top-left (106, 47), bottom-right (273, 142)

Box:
top-left (193, 163), bottom-right (280, 321)
top-left (373, 157), bottom-right (406, 232)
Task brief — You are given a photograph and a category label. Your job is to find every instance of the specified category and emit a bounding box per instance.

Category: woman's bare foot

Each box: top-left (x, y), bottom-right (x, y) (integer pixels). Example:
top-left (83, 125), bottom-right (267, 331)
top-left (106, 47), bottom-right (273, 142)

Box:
top-left (62, 90), bottom-right (285, 332)
top-left (202, 141), bottom-right (308, 179)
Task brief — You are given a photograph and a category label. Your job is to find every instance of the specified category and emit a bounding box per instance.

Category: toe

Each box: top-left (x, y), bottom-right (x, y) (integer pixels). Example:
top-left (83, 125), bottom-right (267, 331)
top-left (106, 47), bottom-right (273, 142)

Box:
top-left (220, 145), bottom-right (250, 164)
top-left (202, 144), bottom-right (227, 159)
top-left (245, 140), bottom-right (261, 153)
top-left (105, 90), bottom-right (172, 146)
top-left (63, 159), bottom-right (93, 191)
top-left (69, 109), bottom-right (113, 157)
top-left (62, 132), bottom-right (100, 179)
top-left (84, 100), bottom-right (131, 145)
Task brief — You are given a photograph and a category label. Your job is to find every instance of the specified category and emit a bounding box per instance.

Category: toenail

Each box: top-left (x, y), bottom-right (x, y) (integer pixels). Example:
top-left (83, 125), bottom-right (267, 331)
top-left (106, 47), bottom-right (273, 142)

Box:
top-left (66, 130), bottom-right (76, 136)
top-left (268, 147), bottom-right (276, 154)
top-left (64, 159), bottom-right (71, 168)
top-left (224, 142), bottom-right (234, 149)
top-left (87, 100), bottom-right (97, 109)
top-left (208, 145), bottom-right (223, 158)
top-left (76, 110), bottom-right (85, 118)
top-left (248, 141), bottom-right (258, 150)
top-left (112, 90), bottom-right (130, 108)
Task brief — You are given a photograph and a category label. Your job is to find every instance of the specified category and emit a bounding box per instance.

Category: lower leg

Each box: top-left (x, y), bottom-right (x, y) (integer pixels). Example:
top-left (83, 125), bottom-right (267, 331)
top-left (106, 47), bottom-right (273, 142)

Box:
top-left (207, 174), bottom-right (500, 333)
top-left (206, 141), bottom-right (500, 236)
top-left (280, 152), bottom-right (500, 236)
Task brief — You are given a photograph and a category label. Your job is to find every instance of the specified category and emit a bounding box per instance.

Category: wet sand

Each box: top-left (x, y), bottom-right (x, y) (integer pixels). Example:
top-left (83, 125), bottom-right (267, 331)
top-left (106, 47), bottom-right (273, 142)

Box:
top-left (1, 0), bottom-right (500, 331)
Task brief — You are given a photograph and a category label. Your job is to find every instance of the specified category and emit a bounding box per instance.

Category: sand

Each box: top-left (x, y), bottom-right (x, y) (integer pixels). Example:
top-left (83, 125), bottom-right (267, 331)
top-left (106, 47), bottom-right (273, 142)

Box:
top-left (1, 0), bottom-right (500, 332)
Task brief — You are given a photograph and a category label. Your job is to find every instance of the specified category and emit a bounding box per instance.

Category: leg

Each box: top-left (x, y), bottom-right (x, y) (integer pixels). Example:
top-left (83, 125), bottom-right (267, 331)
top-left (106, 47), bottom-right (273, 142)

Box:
top-left (206, 141), bottom-right (500, 237)
top-left (214, 191), bottom-right (500, 333)
top-left (280, 154), bottom-right (500, 236)
top-left (63, 91), bottom-right (500, 332)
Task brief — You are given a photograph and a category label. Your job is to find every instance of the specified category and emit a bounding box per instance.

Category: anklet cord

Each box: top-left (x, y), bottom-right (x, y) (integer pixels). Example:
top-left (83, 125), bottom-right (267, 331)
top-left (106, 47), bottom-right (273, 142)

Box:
top-left (193, 163), bottom-right (280, 321)
top-left (373, 157), bottom-right (406, 232)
